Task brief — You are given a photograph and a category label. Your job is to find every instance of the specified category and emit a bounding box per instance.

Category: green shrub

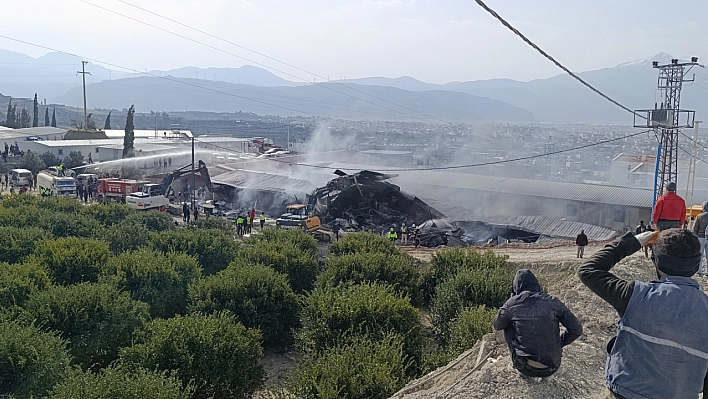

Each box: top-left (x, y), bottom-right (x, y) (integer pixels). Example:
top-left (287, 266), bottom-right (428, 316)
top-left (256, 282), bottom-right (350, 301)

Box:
top-left (250, 228), bottom-right (318, 256)
top-left (192, 218), bottom-right (234, 233)
top-left (423, 249), bottom-right (510, 305)
top-left (103, 249), bottom-right (201, 318)
top-left (318, 252), bottom-right (422, 306)
top-left (120, 312), bottom-right (264, 399)
top-left (0, 226), bottom-right (51, 264)
top-left (22, 283), bottom-right (150, 369)
top-left (105, 219), bottom-right (153, 255)
top-left (0, 260), bottom-right (51, 309)
top-left (431, 267), bottom-right (513, 340)
top-left (41, 196), bottom-right (84, 214)
top-left (50, 366), bottom-right (193, 399)
top-left (0, 319), bottom-right (71, 398)
top-left (241, 241), bottom-right (318, 293)
top-left (299, 283), bottom-right (422, 374)
top-left (80, 203), bottom-right (134, 227)
top-left (289, 335), bottom-right (407, 399)
top-left (188, 263), bottom-right (299, 347)
top-left (329, 232), bottom-right (398, 257)
top-left (151, 229), bottom-right (238, 275)
top-left (44, 212), bottom-right (104, 238)
top-left (124, 211), bottom-right (175, 232)
top-left (0, 193), bottom-right (43, 208)
top-left (0, 204), bottom-right (53, 229)
top-left (33, 237), bottom-right (110, 285)
top-left (447, 306), bottom-right (496, 356)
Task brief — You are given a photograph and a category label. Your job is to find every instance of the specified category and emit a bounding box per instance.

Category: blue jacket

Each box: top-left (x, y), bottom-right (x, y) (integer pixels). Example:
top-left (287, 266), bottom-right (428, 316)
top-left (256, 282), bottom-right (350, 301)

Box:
top-left (607, 276), bottom-right (708, 399)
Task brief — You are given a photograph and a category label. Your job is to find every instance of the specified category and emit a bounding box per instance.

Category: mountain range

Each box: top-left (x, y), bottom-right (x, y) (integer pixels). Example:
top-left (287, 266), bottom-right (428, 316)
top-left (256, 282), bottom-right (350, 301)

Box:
top-left (1, 48), bottom-right (707, 123)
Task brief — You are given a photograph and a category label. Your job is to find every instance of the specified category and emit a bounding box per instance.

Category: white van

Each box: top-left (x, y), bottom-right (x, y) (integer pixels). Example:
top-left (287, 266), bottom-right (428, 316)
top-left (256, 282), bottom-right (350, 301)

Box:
top-left (10, 169), bottom-right (32, 187)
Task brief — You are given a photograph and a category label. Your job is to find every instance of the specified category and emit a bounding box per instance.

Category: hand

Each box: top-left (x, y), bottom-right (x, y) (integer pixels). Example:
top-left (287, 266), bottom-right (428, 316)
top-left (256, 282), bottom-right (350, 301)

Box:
top-left (636, 231), bottom-right (659, 247)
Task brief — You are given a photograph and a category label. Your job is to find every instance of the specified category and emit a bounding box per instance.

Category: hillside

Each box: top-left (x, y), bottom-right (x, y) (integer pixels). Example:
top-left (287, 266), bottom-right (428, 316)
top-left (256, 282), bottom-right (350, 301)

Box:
top-left (53, 77), bottom-right (535, 122)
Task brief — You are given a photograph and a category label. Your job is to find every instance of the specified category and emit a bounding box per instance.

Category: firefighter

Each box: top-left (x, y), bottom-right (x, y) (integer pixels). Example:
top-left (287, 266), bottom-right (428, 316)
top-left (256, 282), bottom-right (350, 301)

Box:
top-left (401, 224), bottom-right (408, 245)
top-left (388, 227), bottom-right (398, 244)
top-left (246, 214), bottom-right (251, 234)
top-left (259, 212), bottom-right (266, 229)
top-left (236, 215), bottom-right (244, 236)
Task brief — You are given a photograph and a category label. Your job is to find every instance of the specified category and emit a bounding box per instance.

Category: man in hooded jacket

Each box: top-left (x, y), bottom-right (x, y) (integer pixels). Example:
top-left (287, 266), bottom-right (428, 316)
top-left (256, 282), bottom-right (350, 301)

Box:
top-left (493, 269), bottom-right (583, 378)
top-left (692, 201), bottom-right (708, 276)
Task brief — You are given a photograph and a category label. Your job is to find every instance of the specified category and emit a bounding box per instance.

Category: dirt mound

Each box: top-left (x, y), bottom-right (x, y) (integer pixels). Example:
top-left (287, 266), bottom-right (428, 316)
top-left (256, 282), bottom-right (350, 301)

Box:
top-left (393, 245), bottom-right (688, 399)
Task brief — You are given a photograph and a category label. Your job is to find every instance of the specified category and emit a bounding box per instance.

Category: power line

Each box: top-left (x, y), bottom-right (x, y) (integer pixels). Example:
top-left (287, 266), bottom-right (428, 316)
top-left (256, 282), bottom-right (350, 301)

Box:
top-left (678, 145), bottom-right (708, 165)
top-left (197, 130), bottom-right (652, 172)
top-left (79, 0), bottom-right (451, 124)
top-left (473, 0), bottom-right (645, 120)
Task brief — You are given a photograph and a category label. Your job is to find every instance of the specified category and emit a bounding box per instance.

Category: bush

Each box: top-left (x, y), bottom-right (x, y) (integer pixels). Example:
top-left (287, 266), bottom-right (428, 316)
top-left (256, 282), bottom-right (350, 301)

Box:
top-left (318, 252), bottom-right (422, 306)
top-left (0, 319), bottom-right (71, 398)
top-left (431, 267), bottom-right (513, 340)
top-left (188, 263), bottom-right (300, 347)
top-left (289, 335), bottom-right (407, 399)
top-left (0, 226), bottom-right (51, 264)
top-left (124, 210), bottom-right (175, 232)
top-left (446, 306), bottom-right (496, 356)
top-left (299, 283), bottom-right (422, 373)
top-left (41, 196), bottom-right (84, 214)
top-left (240, 241), bottom-right (318, 293)
top-left (33, 237), bottom-right (110, 285)
top-left (105, 219), bottom-right (153, 255)
top-left (151, 229), bottom-right (238, 275)
top-left (120, 312), bottom-right (264, 399)
top-left (50, 366), bottom-right (192, 399)
top-left (423, 249), bottom-right (510, 305)
top-left (329, 232), bottom-right (398, 257)
top-left (22, 283), bottom-right (150, 369)
top-left (0, 260), bottom-right (51, 309)
top-left (103, 249), bottom-right (201, 318)
top-left (250, 228), bottom-right (318, 256)
top-left (80, 203), bottom-right (134, 227)
top-left (43, 212), bottom-right (104, 238)
top-left (192, 217), bottom-right (234, 233)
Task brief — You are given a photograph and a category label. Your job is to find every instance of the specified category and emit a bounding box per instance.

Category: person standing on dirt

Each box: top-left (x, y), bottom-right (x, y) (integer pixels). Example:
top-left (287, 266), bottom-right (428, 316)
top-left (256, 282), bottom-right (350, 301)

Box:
top-left (259, 212), bottom-right (266, 229)
top-left (493, 269), bottom-right (582, 378)
top-left (576, 230), bottom-right (589, 259)
top-left (635, 220), bottom-right (647, 235)
top-left (182, 202), bottom-right (189, 223)
top-left (652, 182), bottom-right (685, 231)
top-left (401, 224), bottom-right (408, 245)
top-left (579, 228), bottom-right (708, 399)
top-left (692, 202), bottom-right (708, 276)
top-left (332, 223), bottom-right (340, 242)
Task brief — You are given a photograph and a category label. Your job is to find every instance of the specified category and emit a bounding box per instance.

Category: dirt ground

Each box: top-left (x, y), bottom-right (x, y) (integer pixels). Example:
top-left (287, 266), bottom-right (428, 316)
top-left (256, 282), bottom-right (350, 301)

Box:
top-left (392, 243), bottom-right (708, 399)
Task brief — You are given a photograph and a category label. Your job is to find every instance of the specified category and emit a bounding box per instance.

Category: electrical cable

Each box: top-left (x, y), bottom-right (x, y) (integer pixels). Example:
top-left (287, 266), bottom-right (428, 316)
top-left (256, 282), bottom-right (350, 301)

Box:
top-left (679, 145), bottom-right (708, 165)
top-left (196, 129), bottom-right (653, 172)
top-left (79, 0), bottom-right (452, 124)
top-left (472, 0), bottom-right (646, 120)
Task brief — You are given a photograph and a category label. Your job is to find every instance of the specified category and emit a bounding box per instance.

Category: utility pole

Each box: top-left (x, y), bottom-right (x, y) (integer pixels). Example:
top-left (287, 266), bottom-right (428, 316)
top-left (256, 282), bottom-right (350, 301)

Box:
top-left (77, 61), bottom-right (91, 129)
top-left (685, 120), bottom-right (701, 208)
top-left (635, 57), bottom-right (700, 209)
top-left (191, 135), bottom-right (196, 213)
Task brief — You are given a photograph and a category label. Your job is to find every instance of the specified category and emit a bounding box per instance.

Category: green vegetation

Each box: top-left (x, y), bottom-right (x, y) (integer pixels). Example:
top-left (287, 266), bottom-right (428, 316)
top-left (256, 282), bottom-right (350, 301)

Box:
top-left (0, 226), bottom-right (51, 264)
top-left (151, 228), bottom-right (238, 275)
top-left (32, 237), bottom-right (110, 285)
top-left (50, 367), bottom-right (193, 399)
top-left (0, 260), bottom-right (51, 309)
top-left (240, 239), bottom-right (319, 293)
top-left (329, 231), bottom-right (398, 256)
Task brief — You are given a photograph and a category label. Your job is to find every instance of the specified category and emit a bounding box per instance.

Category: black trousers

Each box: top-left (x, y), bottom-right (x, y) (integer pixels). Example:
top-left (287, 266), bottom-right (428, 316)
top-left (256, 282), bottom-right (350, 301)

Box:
top-left (512, 356), bottom-right (557, 378)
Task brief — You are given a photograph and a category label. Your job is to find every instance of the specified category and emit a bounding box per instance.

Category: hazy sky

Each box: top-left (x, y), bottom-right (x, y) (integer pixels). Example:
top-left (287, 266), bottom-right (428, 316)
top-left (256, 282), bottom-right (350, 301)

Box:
top-left (1, 0), bottom-right (707, 84)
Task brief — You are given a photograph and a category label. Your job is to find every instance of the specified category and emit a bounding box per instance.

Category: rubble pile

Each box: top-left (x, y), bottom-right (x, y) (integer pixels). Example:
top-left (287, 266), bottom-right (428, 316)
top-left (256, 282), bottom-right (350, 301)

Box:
top-left (308, 170), bottom-right (445, 233)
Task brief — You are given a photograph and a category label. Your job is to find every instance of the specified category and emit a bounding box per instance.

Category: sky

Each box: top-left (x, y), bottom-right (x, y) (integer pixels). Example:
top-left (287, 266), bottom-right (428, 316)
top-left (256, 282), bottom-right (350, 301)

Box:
top-left (1, 0), bottom-right (707, 84)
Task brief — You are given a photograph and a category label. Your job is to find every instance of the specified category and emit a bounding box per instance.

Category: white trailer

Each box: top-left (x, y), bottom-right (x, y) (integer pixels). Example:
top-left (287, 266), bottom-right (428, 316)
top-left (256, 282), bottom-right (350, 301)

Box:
top-left (37, 172), bottom-right (76, 197)
top-left (126, 184), bottom-right (170, 210)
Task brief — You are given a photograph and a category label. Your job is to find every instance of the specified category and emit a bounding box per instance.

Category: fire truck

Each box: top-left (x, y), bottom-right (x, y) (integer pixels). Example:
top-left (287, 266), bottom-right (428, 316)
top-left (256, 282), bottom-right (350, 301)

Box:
top-left (96, 179), bottom-right (148, 204)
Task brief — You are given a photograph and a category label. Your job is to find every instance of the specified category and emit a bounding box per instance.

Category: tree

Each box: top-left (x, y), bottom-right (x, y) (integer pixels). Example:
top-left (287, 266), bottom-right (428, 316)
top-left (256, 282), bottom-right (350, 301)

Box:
top-left (51, 108), bottom-right (57, 127)
top-left (150, 229), bottom-right (238, 275)
top-left (240, 240), bottom-right (319, 293)
top-left (63, 150), bottom-right (85, 168)
top-left (105, 110), bottom-right (112, 129)
top-left (17, 151), bottom-right (46, 175)
top-left (86, 113), bottom-right (97, 130)
top-left (4, 99), bottom-right (13, 128)
top-left (44, 107), bottom-right (50, 126)
top-left (20, 107), bottom-right (31, 128)
top-left (32, 236), bottom-right (110, 285)
top-left (0, 260), bottom-right (52, 309)
top-left (0, 226), bottom-right (52, 264)
top-left (32, 93), bottom-right (39, 127)
top-left (120, 312), bottom-right (264, 399)
top-left (123, 105), bottom-right (135, 158)
top-left (40, 151), bottom-right (61, 168)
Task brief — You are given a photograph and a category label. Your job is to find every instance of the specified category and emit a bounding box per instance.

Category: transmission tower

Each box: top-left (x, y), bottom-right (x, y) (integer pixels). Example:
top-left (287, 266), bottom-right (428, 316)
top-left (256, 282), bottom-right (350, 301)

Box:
top-left (635, 57), bottom-right (699, 205)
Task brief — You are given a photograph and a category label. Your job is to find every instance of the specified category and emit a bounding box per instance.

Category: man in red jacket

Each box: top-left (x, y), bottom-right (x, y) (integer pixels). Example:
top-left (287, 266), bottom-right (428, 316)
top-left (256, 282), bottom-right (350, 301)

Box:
top-left (652, 182), bottom-right (686, 231)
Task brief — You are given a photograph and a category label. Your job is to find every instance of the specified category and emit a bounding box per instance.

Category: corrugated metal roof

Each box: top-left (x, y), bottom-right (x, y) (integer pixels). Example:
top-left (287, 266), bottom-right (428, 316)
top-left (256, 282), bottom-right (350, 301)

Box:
top-left (0, 126), bottom-right (68, 139)
top-left (393, 171), bottom-right (653, 208)
top-left (481, 215), bottom-right (617, 241)
top-left (213, 169), bottom-right (316, 193)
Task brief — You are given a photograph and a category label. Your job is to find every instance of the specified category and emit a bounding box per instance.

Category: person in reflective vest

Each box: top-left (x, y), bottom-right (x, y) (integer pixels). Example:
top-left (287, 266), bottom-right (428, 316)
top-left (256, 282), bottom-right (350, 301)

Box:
top-left (236, 216), bottom-right (244, 236)
top-left (245, 215), bottom-right (251, 234)
top-left (401, 224), bottom-right (408, 245)
top-left (259, 212), bottom-right (266, 229)
top-left (387, 228), bottom-right (398, 243)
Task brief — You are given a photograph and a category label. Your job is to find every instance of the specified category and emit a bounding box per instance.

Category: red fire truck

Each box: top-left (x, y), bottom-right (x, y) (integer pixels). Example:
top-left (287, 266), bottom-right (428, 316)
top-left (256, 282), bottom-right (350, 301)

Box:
top-left (96, 179), bottom-right (149, 204)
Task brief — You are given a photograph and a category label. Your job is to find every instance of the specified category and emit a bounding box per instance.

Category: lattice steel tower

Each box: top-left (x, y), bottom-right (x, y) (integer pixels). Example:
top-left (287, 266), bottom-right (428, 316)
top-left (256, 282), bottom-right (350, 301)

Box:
top-left (635, 57), bottom-right (699, 203)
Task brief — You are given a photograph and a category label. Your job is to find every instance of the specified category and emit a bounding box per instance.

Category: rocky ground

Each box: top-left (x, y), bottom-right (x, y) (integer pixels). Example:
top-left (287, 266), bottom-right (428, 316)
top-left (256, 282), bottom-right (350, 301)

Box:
top-left (393, 243), bottom-right (707, 399)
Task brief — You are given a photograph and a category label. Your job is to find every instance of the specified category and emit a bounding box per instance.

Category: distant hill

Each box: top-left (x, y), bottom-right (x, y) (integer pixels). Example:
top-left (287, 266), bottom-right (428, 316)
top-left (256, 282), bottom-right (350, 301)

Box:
top-left (53, 77), bottom-right (535, 122)
top-left (148, 65), bottom-right (302, 87)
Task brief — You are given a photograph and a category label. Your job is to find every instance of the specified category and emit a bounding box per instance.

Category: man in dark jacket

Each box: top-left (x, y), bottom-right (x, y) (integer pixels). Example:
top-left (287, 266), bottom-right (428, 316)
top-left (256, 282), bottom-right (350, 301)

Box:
top-left (691, 201), bottom-right (708, 276)
top-left (493, 269), bottom-right (582, 378)
top-left (652, 181), bottom-right (686, 231)
top-left (576, 230), bottom-right (589, 258)
top-left (579, 229), bottom-right (708, 399)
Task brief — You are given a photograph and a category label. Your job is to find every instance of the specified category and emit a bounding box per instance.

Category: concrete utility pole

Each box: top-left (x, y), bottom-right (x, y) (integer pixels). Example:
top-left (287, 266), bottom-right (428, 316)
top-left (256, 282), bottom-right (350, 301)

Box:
top-left (685, 120), bottom-right (701, 207)
top-left (634, 57), bottom-right (701, 209)
top-left (77, 61), bottom-right (91, 129)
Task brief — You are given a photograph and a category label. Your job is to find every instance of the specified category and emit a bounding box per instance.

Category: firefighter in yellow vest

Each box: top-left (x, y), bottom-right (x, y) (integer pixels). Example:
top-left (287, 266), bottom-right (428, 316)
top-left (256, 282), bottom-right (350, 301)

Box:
top-left (388, 227), bottom-right (398, 244)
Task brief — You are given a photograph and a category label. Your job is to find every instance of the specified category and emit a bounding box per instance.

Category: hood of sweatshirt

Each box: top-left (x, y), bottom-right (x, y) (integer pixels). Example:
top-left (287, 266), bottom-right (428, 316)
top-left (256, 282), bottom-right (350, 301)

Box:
top-left (513, 269), bottom-right (541, 294)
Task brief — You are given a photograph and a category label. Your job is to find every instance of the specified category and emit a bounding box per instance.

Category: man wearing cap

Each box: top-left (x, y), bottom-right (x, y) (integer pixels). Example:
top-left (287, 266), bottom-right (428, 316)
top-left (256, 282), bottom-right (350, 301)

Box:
top-left (651, 182), bottom-right (686, 231)
top-left (579, 228), bottom-right (708, 399)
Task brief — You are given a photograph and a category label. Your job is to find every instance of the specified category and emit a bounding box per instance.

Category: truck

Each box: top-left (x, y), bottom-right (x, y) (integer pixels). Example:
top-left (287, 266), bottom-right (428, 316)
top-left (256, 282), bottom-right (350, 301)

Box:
top-left (96, 179), bottom-right (148, 204)
top-left (126, 160), bottom-right (214, 211)
top-left (36, 172), bottom-right (76, 197)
